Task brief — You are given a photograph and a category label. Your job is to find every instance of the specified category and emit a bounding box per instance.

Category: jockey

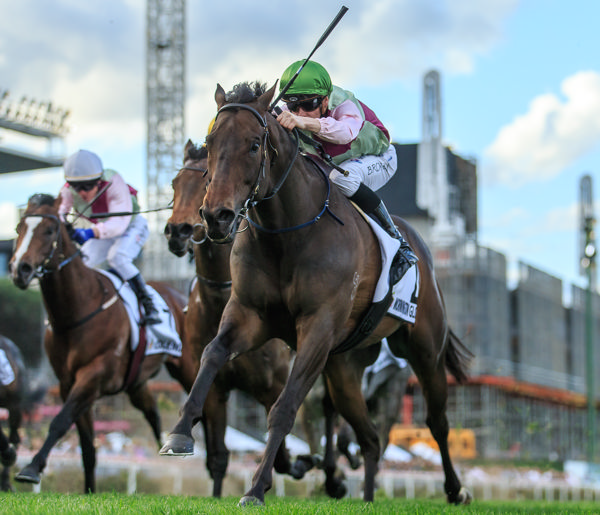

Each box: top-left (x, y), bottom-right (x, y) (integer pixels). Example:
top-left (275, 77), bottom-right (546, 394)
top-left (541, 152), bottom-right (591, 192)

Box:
top-left (276, 60), bottom-right (418, 283)
top-left (58, 149), bottom-right (160, 325)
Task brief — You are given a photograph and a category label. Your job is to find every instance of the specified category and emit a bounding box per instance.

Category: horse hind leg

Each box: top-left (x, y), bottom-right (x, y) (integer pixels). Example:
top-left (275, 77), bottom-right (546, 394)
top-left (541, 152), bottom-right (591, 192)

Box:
top-left (203, 388), bottom-right (229, 497)
top-left (128, 384), bottom-right (162, 447)
top-left (0, 425), bottom-right (16, 491)
top-left (75, 409), bottom-right (96, 494)
top-left (416, 355), bottom-right (472, 505)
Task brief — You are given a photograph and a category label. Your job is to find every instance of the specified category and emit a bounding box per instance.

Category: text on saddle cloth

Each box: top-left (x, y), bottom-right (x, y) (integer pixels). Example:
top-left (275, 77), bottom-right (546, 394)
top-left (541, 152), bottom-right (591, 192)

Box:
top-left (97, 270), bottom-right (182, 358)
top-left (0, 349), bottom-right (15, 386)
top-left (354, 207), bottom-right (419, 325)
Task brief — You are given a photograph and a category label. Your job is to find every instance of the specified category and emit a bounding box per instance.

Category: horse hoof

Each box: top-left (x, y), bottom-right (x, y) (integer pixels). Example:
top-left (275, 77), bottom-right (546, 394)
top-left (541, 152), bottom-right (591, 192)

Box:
top-left (448, 486), bottom-right (473, 505)
top-left (15, 465), bottom-right (41, 484)
top-left (1, 444), bottom-right (16, 467)
top-left (238, 495), bottom-right (264, 507)
top-left (326, 479), bottom-right (347, 499)
top-left (159, 433), bottom-right (194, 456)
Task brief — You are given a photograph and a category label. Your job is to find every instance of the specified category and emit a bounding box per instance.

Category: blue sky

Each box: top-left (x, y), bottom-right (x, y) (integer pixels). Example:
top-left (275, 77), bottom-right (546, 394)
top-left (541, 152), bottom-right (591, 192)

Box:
top-left (1, 0), bottom-right (599, 301)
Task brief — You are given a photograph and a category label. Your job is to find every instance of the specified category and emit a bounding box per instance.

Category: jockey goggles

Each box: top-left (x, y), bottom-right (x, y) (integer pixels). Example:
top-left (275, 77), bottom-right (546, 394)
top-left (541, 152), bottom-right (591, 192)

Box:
top-left (284, 95), bottom-right (324, 113)
top-left (69, 180), bottom-right (98, 192)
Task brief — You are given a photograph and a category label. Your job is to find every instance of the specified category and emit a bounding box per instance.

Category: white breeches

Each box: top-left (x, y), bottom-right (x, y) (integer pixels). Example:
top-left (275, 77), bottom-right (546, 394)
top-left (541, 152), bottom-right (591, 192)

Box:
top-left (81, 215), bottom-right (149, 280)
top-left (329, 144), bottom-right (398, 197)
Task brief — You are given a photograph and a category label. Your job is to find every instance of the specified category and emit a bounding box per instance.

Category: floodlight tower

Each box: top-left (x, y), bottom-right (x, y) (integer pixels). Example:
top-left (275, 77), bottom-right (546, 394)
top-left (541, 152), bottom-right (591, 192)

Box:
top-left (144, 0), bottom-right (186, 280)
top-left (580, 173), bottom-right (596, 462)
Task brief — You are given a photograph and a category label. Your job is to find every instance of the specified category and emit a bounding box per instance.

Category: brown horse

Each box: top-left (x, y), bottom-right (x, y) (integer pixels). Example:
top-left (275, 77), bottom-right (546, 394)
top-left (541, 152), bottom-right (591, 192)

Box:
top-left (8, 193), bottom-right (197, 493)
top-left (160, 82), bottom-right (473, 506)
top-left (164, 140), bottom-right (318, 496)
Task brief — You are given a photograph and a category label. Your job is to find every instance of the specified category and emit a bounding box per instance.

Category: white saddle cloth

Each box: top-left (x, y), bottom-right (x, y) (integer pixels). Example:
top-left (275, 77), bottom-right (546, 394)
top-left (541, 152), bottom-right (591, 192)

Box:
top-left (98, 270), bottom-right (183, 358)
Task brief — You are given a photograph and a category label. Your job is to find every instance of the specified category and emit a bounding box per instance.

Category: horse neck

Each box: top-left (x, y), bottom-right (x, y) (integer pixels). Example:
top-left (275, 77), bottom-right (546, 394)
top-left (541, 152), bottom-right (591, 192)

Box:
top-left (252, 122), bottom-right (325, 230)
top-left (40, 232), bottom-right (105, 326)
top-left (193, 238), bottom-right (232, 284)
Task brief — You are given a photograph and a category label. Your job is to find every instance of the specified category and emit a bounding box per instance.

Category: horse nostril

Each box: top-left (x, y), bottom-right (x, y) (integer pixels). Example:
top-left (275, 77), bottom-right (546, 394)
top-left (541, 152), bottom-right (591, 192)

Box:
top-left (164, 224), bottom-right (172, 237)
top-left (18, 262), bottom-right (33, 277)
top-left (178, 223), bottom-right (193, 238)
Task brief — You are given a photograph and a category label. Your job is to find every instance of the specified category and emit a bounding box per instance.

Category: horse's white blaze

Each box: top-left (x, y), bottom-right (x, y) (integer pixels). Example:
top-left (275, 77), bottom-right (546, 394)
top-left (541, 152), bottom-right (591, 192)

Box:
top-left (11, 217), bottom-right (42, 278)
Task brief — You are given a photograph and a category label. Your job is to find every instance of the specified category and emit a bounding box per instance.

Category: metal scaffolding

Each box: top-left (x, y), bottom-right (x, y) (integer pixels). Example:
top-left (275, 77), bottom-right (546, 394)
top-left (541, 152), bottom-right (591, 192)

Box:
top-left (143, 0), bottom-right (190, 281)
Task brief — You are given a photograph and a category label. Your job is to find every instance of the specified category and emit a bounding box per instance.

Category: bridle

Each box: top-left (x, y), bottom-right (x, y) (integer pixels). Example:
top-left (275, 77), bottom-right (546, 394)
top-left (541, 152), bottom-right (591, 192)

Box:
top-left (21, 213), bottom-right (81, 277)
top-left (20, 212), bottom-right (117, 333)
top-left (211, 102), bottom-right (341, 237)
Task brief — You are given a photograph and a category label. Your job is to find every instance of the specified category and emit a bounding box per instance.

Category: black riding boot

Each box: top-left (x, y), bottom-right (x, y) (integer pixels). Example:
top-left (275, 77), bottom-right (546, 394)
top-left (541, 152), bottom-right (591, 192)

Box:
top-left (372, 201), bottom-right (418, 283)
top-left (349, 184), bottom-right (418, 284)
top-left (128, 274), bottom-right (161, 325)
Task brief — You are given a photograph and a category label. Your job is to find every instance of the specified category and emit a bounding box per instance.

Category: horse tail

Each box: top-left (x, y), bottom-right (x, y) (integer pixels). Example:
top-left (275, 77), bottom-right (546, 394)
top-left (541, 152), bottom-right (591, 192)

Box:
top-left (444, 327), bottom-right (474, 384)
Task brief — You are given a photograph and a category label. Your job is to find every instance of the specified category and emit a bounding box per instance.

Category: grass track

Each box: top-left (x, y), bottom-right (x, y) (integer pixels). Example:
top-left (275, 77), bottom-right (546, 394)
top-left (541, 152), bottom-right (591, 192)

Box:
top-left (1, 493), bottom-right (599, 514)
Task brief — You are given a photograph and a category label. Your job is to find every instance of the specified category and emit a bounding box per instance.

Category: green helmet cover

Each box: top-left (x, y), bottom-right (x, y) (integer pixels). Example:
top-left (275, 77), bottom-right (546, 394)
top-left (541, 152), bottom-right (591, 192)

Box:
top-left (280, 60), bottom-right (333, 97)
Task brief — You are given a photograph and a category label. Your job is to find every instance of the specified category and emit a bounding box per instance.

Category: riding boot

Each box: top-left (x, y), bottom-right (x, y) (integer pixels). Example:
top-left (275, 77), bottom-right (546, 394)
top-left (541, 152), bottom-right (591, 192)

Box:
top-left (372, 201), bottom-right (419, 284)
top-left (349, 184), bottom-right (418, 284)
top-left (128, 274), bottom-right (161, 325)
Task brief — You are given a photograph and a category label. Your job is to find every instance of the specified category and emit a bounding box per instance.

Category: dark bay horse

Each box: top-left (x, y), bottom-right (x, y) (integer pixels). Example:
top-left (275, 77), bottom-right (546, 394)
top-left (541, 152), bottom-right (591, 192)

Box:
top-left (0, 335), bottom-right (41, 492)
top-left (8, 194), bottom-right (197, 493)
top-left (160, 82), bottom-right (473, 506)
top-left (163, 140), bottom-right (317, 496)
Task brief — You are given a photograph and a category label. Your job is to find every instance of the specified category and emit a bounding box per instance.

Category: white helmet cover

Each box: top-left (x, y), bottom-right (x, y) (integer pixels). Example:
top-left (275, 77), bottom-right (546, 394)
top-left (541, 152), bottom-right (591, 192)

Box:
top-left (64, 149), bottom-right (103, 182)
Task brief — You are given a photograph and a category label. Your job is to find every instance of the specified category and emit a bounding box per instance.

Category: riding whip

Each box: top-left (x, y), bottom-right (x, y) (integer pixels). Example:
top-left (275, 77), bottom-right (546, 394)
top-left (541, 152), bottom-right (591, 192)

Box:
top-left (269, 5), bottom-right (349, 110)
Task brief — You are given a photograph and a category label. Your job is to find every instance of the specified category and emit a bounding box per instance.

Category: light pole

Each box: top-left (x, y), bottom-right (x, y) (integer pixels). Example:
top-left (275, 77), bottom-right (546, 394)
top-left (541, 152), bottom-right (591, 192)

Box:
top-left (580, 174), bottom-right (596, 462)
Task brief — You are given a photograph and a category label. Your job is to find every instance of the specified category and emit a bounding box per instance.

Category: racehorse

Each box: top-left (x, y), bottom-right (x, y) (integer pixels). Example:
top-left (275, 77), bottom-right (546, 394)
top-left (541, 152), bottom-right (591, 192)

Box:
top-left (163, 139), bottom-right (317, 496)
top-left (0, 335), bottom-right (46, 491)
top-left (159, 82), bottom-right (473, 506)
top-left (8, 193), bottom-right (198, 493)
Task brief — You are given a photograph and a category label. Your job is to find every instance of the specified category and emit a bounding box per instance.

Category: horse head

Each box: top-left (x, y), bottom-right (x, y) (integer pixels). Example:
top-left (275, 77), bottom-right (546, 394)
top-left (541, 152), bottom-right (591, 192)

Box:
top-left (165, 139), bottom-right (209, 256)
top-left (9, 193), bottom-right (71, 289)
top-left (201, 82), bottom-right (279, 243)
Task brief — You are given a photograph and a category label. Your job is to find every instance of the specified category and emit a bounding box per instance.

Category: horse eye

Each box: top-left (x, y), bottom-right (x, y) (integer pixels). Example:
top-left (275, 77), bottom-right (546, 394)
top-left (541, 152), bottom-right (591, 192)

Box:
top-left (250, 141), bottom-right (261, 154)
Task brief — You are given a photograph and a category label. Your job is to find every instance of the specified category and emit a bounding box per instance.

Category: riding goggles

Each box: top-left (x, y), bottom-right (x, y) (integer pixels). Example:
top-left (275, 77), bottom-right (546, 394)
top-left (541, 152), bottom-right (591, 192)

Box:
top-left (284, 95), bottom-right (324, 113)
top-left (69, 180), bottom-right (98, 192)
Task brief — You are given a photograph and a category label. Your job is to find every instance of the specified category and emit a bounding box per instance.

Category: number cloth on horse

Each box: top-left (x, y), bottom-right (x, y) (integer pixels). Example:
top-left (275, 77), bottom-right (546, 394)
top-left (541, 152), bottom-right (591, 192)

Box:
top-left (0, 351), bottom-right (15, 387)
top-left (98, 270), bottom-right (182, 357)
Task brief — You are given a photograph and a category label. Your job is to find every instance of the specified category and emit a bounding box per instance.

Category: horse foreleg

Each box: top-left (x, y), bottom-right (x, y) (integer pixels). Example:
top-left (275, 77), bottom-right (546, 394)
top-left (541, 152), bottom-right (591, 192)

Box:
top-left (7, 406), bottom-right (22, 448)
top-left (75, 409), bottom-right (96, 493)
top-left (321, 385), bottom-right (348, 499)
top-left (15, 382), bottom-right (98, 486)
top-left (161, 316), bottom-right (253, 457)
top-left (203, 386), bottom-right (229, 497)
top-left (128, 384), bottom-right (162, 447)
top-left (239, 328), bottom-right (332, 507)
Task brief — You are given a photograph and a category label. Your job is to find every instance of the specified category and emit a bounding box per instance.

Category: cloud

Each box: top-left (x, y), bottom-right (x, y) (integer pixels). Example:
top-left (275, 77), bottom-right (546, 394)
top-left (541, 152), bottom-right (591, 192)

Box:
top-left (482, 71), bottom-right (600, 187)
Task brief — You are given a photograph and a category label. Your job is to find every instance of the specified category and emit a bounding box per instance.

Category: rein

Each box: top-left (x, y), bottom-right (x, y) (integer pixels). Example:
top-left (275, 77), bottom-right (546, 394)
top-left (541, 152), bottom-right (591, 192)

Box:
top-left (214, 102), bottom-right (342, 235)
top-left (22, 214), bottom-right (82, 277)
top-left (22, 213), bottom-right (118, 332)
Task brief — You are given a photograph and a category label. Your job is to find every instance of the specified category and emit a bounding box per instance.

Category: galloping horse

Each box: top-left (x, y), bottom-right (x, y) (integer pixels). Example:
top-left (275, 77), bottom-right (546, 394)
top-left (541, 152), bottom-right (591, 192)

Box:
top-left (0, 335), bottom-right (44, 491)
top-left (160, 82), bottom-right (473, 506)
top-left (164, 140), bottom-right (316, 496)
top-left (9, 194), bottom-right (197, 493)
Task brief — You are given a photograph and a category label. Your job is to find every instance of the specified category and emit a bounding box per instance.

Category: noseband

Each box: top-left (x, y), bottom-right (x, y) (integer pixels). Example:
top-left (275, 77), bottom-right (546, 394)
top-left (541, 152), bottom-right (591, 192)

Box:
top-left (214, 103), bottom-right (299, 212)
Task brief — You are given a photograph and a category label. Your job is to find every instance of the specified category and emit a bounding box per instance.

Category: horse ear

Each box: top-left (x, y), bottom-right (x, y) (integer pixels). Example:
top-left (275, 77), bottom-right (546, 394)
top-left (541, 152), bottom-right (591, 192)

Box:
top-left (54, 193), bottom-right (63, 210)
top-left (184, 139), bottom-right (194, 160)
top-left (215, 84), bottom-right (226, 110)
top-left (257, 82), bottom-right (277, 112)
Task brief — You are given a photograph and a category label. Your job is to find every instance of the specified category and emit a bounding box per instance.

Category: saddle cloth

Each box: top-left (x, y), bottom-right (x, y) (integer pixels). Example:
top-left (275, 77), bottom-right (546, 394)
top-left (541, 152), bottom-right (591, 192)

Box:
top-left (0, 349), bottom-right (15, 386)
top-left (360, 213), bottom-right (419, 325)
top-left (98, 270), bottom-right (182, 358)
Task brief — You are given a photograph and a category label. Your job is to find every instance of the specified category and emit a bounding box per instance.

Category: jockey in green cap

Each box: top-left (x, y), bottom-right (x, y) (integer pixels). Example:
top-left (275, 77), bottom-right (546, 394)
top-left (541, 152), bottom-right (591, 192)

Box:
top-left (277, 60), bottom-right (418, 283)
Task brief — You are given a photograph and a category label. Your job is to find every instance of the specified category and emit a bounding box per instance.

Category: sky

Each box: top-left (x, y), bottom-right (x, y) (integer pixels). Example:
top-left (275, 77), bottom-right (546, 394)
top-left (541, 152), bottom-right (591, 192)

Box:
top-left (1, 0), bottom-right (599, 303)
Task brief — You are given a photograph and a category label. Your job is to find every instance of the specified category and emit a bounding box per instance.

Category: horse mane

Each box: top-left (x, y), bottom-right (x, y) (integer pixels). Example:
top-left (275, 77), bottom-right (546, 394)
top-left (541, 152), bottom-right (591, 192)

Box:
top-left (225, 81), bottom-right (267, 104)
top-left (188, 142), bottom-right (208, 161)
top-left (28, 193), bottom-right (55, 207)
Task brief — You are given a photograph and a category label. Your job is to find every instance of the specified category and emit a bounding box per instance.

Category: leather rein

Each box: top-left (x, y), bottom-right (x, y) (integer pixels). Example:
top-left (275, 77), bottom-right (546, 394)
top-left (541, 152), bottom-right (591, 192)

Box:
top-left (213, 103), bottom-right (342, 236)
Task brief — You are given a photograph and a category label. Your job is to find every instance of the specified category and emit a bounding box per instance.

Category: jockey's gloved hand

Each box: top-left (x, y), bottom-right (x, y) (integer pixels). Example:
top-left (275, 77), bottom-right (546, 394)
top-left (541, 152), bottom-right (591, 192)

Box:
top-left (73, 228), bottom-right (95, 245)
